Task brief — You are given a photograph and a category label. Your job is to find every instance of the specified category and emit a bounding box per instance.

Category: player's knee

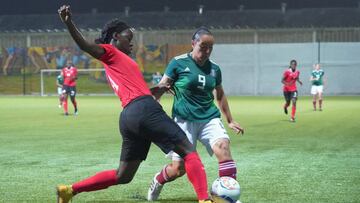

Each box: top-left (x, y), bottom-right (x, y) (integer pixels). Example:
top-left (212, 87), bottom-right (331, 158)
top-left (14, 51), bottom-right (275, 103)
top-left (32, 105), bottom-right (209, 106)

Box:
top-left (173, 139), bottom-right (194, 158)
top-left (116, 170), bottom-right (134, 184)
top-left (213, 139), bottom-right (232, 161)
top-left (169, 162), bottom-right (186, 178)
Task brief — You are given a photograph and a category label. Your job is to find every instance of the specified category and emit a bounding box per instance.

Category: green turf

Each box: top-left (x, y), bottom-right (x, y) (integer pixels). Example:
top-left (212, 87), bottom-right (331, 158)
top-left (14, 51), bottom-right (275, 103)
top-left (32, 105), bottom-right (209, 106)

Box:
top-left (0, 96), bottom-right (359, 203)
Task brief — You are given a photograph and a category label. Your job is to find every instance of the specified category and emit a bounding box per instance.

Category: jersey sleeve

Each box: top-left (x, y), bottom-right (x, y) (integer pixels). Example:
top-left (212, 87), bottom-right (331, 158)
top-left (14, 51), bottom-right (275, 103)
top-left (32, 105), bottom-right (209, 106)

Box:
top-left (164, 58), bottom-right (179, 80)
top-left (215, 67), bottom-right (222, 86)
top-left (283, 70), bottom-right (288, 78)
top-left (99, 44), bottom-right (117, 64)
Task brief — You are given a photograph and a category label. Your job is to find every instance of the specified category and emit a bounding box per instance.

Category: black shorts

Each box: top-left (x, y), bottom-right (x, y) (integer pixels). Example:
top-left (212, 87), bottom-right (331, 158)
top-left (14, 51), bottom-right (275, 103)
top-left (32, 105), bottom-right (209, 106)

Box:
top-left (63, 85), bottom-right (76, 97)
top-left (119, 95), bottom-right (187, 161)
top-left (283, 91), bottom-right (298, 102)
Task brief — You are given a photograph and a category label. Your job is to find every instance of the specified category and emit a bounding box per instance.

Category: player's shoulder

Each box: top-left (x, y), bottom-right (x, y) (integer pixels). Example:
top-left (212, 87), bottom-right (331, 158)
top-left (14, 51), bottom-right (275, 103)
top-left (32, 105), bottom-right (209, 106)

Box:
top-left (173, 53), bottom-right (189, 61)
top-left (209, 59), bottom-right (221, 70)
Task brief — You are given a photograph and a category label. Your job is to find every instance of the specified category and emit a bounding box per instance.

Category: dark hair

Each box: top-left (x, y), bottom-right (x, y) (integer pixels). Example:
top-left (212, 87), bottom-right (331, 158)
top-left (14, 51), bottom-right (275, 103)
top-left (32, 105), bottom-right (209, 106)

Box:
top-left (290, 59), bottom-right (297, 66)
top-left (192, 26), bottom-right (212, 42)
top-left (95, 19), bottom-right (130, 44)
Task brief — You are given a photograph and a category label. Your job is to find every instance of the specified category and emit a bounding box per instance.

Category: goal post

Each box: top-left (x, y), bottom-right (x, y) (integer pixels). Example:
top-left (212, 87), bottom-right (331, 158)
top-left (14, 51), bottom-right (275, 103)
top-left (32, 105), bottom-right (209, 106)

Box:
top-left (40, 69), bottom-right (113, 96)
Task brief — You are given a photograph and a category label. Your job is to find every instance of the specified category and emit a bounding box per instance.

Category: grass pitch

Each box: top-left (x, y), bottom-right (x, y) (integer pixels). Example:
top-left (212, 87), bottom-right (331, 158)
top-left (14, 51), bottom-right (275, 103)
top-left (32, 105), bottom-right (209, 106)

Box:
top-left (0, 96), bottom-right (359, 203)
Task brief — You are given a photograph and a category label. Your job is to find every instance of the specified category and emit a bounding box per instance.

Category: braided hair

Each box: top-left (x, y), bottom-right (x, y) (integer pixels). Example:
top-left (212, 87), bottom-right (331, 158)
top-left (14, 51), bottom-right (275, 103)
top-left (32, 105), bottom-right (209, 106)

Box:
top-left (95, 19), bottom-right (130, 44)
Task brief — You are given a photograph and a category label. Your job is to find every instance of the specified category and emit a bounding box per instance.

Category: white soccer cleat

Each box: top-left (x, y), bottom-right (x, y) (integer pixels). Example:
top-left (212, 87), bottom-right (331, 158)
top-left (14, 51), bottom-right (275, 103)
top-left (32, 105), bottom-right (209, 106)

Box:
top-left (147, 173), bottom-right (163, 201)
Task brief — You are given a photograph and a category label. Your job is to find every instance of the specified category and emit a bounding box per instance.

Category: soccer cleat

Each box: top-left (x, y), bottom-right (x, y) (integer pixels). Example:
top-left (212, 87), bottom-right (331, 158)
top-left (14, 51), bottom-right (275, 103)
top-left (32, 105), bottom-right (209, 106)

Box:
top-left (147, 173), bottom-right (163, 201)
top-left (56, 185), bottom-right (73, 203)
top-left (64, 112), bottom-right (69, 116)
top-left (290, 117), bottom-right (295, 122)
top-left (319, 108), bottom-right (322, 111)
top-left (74, 110), bottom-right (78, 116)
top-left (284, 107), bottom-right (288, 115)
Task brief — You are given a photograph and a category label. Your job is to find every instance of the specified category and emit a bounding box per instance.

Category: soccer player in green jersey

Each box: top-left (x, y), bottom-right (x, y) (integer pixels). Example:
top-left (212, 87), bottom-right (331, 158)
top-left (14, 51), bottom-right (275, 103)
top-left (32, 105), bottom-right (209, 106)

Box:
top-left (148, 27), bottom-right (244, 201)
top-left (310, 63), bottom-right (325, 111)
top-left (56, 73), bottom-right (64, 108)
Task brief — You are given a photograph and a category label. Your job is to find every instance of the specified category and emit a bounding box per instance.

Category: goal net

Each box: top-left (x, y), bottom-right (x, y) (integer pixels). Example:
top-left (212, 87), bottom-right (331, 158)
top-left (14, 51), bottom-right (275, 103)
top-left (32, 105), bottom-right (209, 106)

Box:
top-left (40, 69), bottom-right (113, 96)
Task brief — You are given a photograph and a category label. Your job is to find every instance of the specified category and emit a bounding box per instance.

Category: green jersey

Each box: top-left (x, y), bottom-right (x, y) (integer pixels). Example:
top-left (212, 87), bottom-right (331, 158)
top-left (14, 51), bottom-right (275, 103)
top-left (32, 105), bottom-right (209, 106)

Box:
top-left (57, 74), bottom-right (64, 85)
top-left (311, 69), bottom-right (324, 86)
top-left (165, 53), bottom-right (222, 122)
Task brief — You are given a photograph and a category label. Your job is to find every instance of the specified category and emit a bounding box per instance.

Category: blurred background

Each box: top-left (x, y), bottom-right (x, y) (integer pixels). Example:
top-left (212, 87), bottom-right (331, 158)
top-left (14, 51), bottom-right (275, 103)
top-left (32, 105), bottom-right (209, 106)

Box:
top-left (0, 0), bottom-right (359, 95)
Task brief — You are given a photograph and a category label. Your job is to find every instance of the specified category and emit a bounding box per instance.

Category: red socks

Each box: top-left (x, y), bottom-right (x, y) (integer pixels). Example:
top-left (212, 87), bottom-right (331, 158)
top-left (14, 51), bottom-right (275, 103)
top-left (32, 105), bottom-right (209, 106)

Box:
top-left (156, 165), bottom-right (170, 185)
top-left (63, 99), bottom-right (68, 113)
top-left (183, 152), bottom-right (209, 200)
top-left (72, 170), bottom-right (118, 193)
top-left (291, 106), bottom-right (296, 118)
top-left (219, 160), bottom-right (237, 179)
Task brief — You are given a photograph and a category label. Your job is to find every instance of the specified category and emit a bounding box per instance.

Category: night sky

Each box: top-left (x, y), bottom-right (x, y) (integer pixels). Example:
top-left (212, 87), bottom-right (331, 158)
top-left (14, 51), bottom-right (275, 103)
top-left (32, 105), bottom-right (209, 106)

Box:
top-left (0, 0), bottom-right (358, 15)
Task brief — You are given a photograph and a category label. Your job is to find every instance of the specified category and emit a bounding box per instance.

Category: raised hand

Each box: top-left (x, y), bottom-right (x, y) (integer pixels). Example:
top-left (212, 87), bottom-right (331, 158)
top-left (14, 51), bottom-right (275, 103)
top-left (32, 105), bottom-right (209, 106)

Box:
top-left (58, 5), bottom-right (71, 23)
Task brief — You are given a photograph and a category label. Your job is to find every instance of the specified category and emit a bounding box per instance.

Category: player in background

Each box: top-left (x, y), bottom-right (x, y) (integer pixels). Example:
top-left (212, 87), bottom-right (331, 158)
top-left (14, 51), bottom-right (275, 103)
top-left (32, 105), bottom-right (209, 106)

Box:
top-left (310, 63), bottom-right (325, 111)
top-left (61, 59), bottom-right (78, 115)
top-left (147, 27), bottom-right (244, 201)
top-left (56, 72), bottom-right (64, 108)
top-left (57, 5), bottom-right (213, 203)
top-left (282, 59), bottom-right (303, 122)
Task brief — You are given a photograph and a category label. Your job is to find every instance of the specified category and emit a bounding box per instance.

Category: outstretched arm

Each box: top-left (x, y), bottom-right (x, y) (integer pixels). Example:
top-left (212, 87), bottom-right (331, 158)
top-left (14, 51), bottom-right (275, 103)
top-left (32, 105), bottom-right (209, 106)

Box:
top-left (214, 85), bottom-right (244, 135)
top-left (58, 5), bottom-right (104, 59)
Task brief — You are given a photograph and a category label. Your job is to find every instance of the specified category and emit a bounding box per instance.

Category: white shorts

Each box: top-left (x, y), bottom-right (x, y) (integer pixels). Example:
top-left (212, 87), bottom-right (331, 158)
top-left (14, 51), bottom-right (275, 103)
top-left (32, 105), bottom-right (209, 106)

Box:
top-left (57, 87), bottom-right (63, 95)
top-left (311, 85), bottom-right (323, 95)
top-left (166, 117), bottom-right (230, 161)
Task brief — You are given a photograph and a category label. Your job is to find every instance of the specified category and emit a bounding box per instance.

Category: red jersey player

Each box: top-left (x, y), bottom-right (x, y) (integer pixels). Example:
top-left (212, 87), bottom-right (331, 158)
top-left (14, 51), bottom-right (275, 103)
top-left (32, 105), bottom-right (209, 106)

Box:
top-left (282, 59), bottom-right (303, 122)
top-left (61, 59), bottom-right (78, 115)
top-left (57, 5), bottom-right (212, 203)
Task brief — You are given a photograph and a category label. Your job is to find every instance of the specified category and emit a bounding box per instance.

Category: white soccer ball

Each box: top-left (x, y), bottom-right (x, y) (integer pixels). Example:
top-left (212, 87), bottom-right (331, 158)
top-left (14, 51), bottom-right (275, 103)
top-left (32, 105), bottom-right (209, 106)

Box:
top-left (211, 176), bottom-right (241, 203)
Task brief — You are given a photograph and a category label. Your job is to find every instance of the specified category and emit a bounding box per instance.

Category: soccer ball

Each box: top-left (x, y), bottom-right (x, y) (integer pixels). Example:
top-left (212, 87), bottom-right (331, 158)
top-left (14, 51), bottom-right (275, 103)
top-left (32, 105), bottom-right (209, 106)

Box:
top-left (211, 176), bottom-right (241, 203)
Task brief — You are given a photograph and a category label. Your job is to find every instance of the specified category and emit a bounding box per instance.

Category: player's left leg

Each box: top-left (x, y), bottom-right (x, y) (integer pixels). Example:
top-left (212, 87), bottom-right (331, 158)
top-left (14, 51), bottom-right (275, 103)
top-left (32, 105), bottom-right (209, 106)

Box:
top-left (283, 91), bottom-right (291, 115)
top-left (200, 118), bottom-right (237, 179)
top-left (212, 139), bottom-right (237, 179)
top-left (69, 87), bottom-right (78, 115)
top-left (318, 91), bottom-right (323, 111)
top-left (312, 94), bottom-right (317, 111)
top-left (290, 92), bottom-right (298, 122)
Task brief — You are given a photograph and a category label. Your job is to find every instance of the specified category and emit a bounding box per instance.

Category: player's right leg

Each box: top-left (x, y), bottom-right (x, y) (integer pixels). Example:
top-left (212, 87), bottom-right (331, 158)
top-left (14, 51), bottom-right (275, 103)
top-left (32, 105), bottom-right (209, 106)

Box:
top-left (283, 91), bottom-right (291, 115)
top-left (62, 94), bottom-right (69, 115)
top-left (311, 86), bottom-right (317, 111)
